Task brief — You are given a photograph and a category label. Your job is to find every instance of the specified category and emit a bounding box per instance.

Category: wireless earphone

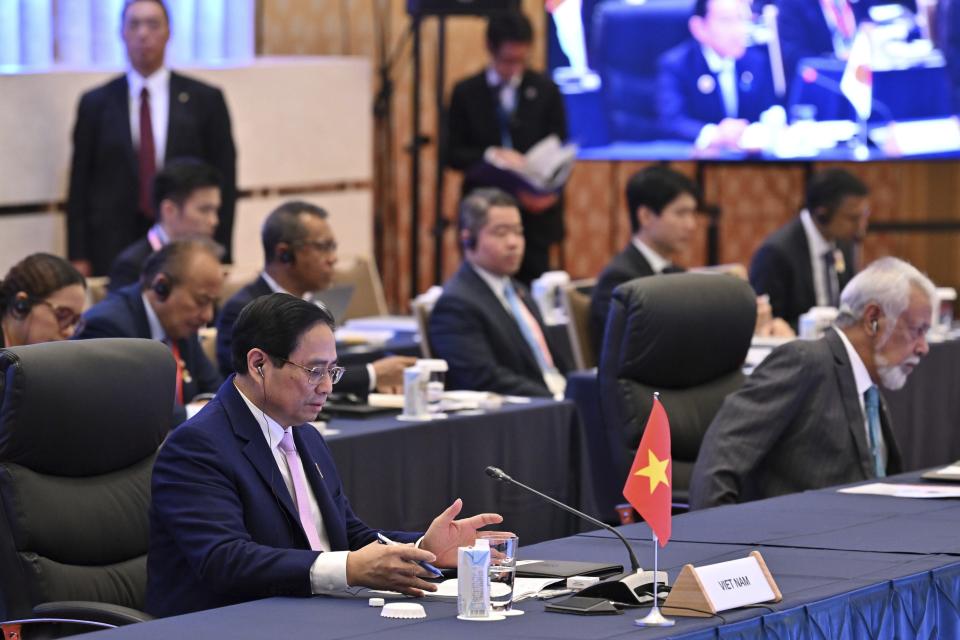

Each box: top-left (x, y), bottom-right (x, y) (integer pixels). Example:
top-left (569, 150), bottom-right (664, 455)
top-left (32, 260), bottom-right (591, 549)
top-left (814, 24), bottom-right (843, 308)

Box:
top-left (152, 274), bottom-right (172, 301)
top-left (10, 293), bottom-right (33, 318)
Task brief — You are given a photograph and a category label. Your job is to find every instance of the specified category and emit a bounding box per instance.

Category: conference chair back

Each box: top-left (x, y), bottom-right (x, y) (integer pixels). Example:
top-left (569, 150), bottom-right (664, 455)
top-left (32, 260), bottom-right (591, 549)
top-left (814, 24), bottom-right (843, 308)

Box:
top-left (598, 273), bottom-right (756, 506)
top-left (0, 338), bottom-right (174, 621)
top-left (592, 0), bottom-right (693, 142)
top-left (560, 278), bottom-right (597, 370)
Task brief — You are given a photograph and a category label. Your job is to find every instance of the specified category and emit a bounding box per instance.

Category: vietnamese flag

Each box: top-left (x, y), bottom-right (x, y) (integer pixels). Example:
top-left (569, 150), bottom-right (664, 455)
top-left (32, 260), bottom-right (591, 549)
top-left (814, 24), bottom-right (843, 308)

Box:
top-left (623, 396), bottom-right (672, 547)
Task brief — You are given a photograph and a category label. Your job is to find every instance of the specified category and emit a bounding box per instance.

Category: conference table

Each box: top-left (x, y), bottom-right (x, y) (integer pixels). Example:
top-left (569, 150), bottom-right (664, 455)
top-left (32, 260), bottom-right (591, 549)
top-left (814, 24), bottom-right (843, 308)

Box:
top-left (322, 398), bottom-right (598, 545)
top-left (89, 472), bottom-right (960, 639)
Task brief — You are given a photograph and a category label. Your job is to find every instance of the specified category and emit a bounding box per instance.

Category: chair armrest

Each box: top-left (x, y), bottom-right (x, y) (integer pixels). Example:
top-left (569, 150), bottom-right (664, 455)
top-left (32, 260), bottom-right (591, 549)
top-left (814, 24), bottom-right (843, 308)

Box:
top-left (32, 601), bottom-right (154, 626)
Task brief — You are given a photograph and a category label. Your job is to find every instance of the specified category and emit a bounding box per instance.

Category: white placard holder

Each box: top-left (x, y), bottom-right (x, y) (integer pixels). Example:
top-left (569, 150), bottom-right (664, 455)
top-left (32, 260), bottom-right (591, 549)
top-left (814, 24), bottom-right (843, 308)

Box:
top-left (662, 551), bottom-right (781, 617)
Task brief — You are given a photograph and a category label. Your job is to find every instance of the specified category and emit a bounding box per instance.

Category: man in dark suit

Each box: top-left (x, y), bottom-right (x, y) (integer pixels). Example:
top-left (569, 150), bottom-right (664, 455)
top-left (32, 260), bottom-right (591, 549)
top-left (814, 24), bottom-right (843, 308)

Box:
top-left (147, 293), bottom-right (501, 616)
top-left (76, 239), bottom-right (223, 412)
top-left (429, 188), bottom-right (571, 398)
top-left (446, 11), bottom-right (568, 285)
top-left (67, 0), bottom-right (236, 276)
top-left (215, 200), bottom-right (413, 394)
top-left (690, 257), bottom-right (934, 509)
top-left (657, 0), bottom-right (777, 149)
top-left (108, 158), bottom-right (221, 291)
top-left (589, 166), bottom-right (699, 354)
top-left (750, 168), bottom-right (870, 328)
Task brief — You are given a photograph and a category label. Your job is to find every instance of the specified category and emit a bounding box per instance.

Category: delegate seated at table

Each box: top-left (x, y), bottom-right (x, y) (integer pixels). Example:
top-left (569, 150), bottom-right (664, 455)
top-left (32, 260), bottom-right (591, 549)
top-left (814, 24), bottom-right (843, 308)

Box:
top-left (690, 257), bottom-right (934, 509)
top-left (147, 293), bottom-right (501, 616)
top-left (429, 188), bottom-right (571, 398)
top-left (215, 200), bottom-right (414, 394)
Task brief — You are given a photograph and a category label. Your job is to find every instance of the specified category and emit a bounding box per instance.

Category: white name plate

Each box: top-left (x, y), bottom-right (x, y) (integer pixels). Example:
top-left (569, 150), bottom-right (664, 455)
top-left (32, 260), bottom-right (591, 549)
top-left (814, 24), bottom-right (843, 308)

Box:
top-left (662, 551), bottom-right (781, 617)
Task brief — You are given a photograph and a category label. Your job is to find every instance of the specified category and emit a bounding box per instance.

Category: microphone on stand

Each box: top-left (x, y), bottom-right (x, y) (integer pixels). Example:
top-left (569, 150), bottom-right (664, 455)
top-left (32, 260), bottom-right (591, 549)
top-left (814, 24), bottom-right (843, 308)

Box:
top-left (485, 466), bottom-right (666, 606)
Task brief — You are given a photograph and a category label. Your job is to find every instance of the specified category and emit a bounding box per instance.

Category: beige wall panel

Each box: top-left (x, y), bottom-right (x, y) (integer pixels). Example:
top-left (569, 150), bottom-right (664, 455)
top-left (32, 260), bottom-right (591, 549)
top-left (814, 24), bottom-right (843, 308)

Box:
top-left (0, 212), bottom-right (66, 275)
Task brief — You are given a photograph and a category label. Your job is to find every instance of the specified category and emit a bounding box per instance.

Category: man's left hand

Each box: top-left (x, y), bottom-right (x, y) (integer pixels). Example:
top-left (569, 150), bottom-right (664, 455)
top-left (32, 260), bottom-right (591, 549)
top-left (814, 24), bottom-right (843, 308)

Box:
top-left (420, 498), bottom-right (503, 567)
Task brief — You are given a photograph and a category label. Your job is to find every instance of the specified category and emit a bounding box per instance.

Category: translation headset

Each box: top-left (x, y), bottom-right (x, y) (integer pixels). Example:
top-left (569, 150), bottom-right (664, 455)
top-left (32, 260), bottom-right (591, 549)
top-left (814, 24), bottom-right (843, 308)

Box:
top-left (152, 273), bottom-right (173, 301)
top-left (278, 246), bottom-right (295, 265)
top-left (463, 232), bottom-right (477, 250)
top-left (257, 364), bottom-right (264, 378)
top-left (871, 319), bottom-right (879, 333)
top-left (10, 293), bottom-right (33, 318)
top-left (813, 207), bottom-right (832, 225)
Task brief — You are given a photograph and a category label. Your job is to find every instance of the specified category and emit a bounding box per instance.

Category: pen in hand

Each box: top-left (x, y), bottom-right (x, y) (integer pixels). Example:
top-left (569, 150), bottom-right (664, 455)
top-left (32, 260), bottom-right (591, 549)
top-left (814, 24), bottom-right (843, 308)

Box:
top-left (376, 532), bottom-right (444, 577)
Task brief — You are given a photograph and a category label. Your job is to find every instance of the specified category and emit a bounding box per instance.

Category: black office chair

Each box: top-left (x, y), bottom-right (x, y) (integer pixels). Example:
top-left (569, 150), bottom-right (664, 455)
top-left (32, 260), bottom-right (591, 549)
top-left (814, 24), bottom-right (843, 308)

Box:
top-left (0, 338), bottom-right (175, 636)
top-left (598, 273), bottom-right (756, 508)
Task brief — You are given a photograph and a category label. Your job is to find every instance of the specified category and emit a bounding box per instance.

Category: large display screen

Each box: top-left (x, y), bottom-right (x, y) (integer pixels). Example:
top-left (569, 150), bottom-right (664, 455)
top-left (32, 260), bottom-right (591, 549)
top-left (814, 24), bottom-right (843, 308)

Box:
top-left (546, 0), bottom-right (960, 160)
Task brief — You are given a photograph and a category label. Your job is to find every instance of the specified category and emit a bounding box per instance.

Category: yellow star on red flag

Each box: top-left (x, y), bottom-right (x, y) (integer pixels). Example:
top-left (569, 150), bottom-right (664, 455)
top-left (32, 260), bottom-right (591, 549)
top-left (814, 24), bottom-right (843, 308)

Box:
top-left (634, 449), bottom-right (670, 494)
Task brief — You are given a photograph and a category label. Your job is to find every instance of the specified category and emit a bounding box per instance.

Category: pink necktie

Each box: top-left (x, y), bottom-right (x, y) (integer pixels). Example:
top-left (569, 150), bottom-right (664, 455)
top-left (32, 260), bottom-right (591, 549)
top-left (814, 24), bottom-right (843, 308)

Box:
top-left (278, 431), bottom-right (323, 551)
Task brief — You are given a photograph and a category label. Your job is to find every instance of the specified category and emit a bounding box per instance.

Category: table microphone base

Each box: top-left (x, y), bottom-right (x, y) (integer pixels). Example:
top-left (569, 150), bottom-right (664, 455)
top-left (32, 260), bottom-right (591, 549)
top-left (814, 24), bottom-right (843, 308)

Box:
top-left (576, 570), bottom-right (668, 606)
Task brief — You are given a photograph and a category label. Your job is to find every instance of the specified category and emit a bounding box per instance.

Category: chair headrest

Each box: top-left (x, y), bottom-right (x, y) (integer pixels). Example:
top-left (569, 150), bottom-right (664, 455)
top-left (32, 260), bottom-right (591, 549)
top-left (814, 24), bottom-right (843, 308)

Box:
top-left (0, 338), bottom-right (174, 476)
top-left (603, 273), bottom-right (756, 387)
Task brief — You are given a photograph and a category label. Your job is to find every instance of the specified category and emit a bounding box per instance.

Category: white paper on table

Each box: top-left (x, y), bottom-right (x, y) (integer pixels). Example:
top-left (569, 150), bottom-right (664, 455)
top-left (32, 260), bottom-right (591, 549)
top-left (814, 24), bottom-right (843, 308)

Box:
top-left (369, 577), bottom-right (559, 601)
top-left (838, 482), bottom-right (960, 498)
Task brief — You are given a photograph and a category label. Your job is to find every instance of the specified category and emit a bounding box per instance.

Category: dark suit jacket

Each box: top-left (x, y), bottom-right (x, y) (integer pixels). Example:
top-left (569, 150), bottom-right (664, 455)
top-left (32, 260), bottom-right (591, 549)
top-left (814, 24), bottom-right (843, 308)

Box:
top-left (76, 283), bottom-right (221, 404)
top-left (689, 328), bottom-right (902, 509)
top-left (749, 216), bottom-right (856, 329)
top-left (215, 276), bottom-right (370, 394)
top-left (446, 69), bottom-right (568, 245)
top-left (67, 71), bottom-right (236, 275)
top-left (589, 243), bottom-right (657, 355)
top-left (145, 378), bottom-right (420, 616)
top-left (657, 40), bottom-right (777, 142)
top-left (428, 263), bottom-right (570, 397)
top-left (107, 237), bottom-right (153, 292)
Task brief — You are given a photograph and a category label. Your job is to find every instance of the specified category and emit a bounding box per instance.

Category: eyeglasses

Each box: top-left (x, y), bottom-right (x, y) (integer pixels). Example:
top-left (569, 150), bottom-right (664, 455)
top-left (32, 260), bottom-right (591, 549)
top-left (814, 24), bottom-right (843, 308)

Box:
top-left (34, 299), bottom-right (83, 331)
top-left (297, 239), bottom-right (338, 254)
top-left (277, 358), bottom-right (345, 385)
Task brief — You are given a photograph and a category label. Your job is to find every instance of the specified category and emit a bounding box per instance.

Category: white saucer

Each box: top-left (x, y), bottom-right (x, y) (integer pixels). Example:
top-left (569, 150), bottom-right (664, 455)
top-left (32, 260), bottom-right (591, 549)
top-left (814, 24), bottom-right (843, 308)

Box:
top-left (456, 613), bottom-right (506, 622)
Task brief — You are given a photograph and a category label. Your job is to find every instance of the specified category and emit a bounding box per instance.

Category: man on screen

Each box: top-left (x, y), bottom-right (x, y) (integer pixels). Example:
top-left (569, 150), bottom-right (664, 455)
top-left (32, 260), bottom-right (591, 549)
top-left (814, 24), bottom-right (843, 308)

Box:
top-left (657, 0), bottom-right (778, 150)
top-left (690, 257), bottom-right (934, 509)
top-left (147, 293), bottom-right (501, 616)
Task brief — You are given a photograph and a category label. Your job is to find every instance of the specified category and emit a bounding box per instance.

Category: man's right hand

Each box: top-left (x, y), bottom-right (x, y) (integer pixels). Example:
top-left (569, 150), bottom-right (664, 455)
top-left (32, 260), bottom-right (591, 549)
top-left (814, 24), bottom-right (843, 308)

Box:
top-left (71, 260), bottom-right (93, 277)
top-left (346, 541), bottom-right (440, 596)
top-left (373, 356), bottom-right (417, 394)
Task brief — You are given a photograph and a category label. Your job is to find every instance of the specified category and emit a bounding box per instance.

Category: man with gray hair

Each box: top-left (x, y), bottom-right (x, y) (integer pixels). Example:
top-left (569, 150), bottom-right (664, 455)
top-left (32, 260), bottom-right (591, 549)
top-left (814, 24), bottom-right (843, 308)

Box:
top-left (428, 188), bottom-right (570, 397)
top-left (690, 257), bottom-right (934, 509)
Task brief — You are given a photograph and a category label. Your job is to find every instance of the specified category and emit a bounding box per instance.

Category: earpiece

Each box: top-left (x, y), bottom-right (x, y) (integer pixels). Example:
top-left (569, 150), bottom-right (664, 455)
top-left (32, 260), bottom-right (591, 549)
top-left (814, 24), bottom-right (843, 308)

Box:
top-left (10, 293), bottom-right (33, 319)
top-left (278, 248), bottom-right (295, 265)
top-left (463, 233), bottom-right (477, 250)
top-left (813, 207), bottom-right (832, 226)
top-left (152, 274), bottom-right (172, 301)
top-left (257, 365), bottom-right (264, 378)
top-left (871, 319), bottom-right (879, 333)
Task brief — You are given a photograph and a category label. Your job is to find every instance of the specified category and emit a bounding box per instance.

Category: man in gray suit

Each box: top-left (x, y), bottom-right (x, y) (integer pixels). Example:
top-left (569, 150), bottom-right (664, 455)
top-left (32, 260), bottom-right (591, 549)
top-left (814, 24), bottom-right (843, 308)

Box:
top-left (690, 257), bottom-right (935, 509)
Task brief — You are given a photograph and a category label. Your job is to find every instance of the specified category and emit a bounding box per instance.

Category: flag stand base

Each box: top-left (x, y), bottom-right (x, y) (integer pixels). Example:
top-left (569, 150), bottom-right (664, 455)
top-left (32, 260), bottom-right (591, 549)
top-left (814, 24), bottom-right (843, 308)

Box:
top-left (634, 605), bottom-right (675, 627)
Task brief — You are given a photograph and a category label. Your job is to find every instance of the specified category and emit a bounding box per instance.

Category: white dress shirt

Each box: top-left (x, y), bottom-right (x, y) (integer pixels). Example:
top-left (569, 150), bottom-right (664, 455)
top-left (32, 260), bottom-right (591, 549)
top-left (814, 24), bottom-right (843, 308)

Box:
top-left (800, 209), bottom-right (839, 308)
top-left (632, 237), bottom-right (672, 274)
top-left (142, 293), bottom-right (167, 342)
top-left (260, 272), bottom-right (377, 391)
top-left (234, 383), bottom-right (349, 593)
top-left (127, 67), bottom-right (170, 169)
top-left (833, 326), bottom-right (887, 469)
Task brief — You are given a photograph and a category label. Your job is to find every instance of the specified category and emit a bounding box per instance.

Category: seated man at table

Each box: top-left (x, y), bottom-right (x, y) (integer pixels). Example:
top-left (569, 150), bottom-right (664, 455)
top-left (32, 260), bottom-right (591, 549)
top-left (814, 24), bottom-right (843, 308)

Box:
top-left (749, 167), bottom-right (869, 328)
top-left (216, 200), bottom-right (413, 394)
top-left (657, 0), bottom-right (778, 150)
top-left (589, 165), bottom-right (791, 355)
top-left (147, 293), bottom-right (501, 616)
top-left (690, 257), bottom-right (935, 509)
top-left (108, 157), bottom-right (222, 291)
top-left (429, 188), bottom-right (570, 398)
top-left (76, 239), bottom-right (223, 410)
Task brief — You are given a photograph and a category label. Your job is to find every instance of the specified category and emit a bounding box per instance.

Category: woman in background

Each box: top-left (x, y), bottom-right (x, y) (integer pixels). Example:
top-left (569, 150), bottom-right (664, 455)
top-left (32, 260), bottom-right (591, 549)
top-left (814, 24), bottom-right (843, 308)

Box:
top-left (0, 253), bottom-right (86, 347)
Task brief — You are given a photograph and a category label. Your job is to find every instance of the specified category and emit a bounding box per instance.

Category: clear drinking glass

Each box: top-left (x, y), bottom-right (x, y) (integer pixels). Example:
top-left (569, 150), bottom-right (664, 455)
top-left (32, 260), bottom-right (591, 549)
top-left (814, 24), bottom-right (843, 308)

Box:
top-left (477, 531), bottom-right (520, 615)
